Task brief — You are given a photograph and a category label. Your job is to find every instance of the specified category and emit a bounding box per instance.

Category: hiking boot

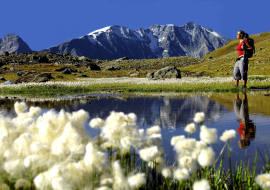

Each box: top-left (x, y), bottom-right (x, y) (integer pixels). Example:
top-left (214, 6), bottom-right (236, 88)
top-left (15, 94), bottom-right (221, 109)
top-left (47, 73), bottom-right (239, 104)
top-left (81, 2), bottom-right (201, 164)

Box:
top-left (242, 85), bottom-right (247, 89)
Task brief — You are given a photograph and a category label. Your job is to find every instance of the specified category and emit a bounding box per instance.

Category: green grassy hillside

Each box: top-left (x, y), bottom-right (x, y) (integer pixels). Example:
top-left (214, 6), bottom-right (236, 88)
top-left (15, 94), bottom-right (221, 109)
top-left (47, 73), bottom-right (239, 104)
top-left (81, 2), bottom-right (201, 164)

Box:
top-left (181, 31), bottom-right (270, 77)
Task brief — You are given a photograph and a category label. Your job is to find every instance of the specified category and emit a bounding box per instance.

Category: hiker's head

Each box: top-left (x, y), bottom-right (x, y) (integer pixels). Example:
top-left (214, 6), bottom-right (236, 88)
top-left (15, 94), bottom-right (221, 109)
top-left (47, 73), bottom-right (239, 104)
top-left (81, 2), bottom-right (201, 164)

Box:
top-left (237, 30), bottom-right (249, 39)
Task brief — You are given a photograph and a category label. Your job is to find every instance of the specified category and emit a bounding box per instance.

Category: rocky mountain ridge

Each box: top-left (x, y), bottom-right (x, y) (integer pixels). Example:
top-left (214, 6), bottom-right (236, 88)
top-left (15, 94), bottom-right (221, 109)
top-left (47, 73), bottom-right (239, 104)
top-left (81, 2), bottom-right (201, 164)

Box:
top-left (0, 22), bottom-right (230, 60)
top-left (44, 21), bottom-right (230, 60)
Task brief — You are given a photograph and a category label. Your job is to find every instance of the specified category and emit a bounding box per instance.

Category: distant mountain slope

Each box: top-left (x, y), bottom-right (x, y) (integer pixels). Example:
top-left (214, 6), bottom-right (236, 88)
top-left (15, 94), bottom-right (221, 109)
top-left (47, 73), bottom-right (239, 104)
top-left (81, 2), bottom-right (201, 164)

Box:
top-left (0, 34), bottom-right (32, 54)
top-left (45, 21), bottom-right (230, 60)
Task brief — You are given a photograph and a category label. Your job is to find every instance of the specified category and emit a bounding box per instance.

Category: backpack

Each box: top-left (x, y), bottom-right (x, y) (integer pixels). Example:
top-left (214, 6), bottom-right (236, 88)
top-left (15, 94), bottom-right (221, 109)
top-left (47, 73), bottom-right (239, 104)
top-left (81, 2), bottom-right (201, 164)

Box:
top-left (243, 38), bottom-right (255, 58)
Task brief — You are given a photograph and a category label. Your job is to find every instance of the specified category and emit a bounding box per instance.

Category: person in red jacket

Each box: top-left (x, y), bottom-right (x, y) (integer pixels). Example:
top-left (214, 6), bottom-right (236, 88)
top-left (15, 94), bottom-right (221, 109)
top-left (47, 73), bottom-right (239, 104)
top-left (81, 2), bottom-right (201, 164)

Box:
top-left (233, 93), bottom-right (256, 149)
top-left (233, 30), bottom-right (253, 89)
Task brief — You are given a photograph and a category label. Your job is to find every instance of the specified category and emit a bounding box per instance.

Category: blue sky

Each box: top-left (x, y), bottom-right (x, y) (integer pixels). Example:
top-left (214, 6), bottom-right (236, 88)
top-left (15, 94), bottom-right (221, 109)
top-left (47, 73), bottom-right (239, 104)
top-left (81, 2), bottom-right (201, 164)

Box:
top-left (1, 0), bottom-right (269, 51)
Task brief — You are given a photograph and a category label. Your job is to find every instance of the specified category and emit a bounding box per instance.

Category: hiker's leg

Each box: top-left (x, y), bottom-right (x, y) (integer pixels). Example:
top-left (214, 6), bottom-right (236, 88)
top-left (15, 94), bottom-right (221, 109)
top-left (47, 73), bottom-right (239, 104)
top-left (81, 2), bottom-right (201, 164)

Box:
top-left (235, 80), bottom-right (239, 86)
top-left (233, 60), bottom-right (241, 86)
top-left (239, 57), bottom-right (249, 86)
top-left (243, 80), bottom-right (247, 86)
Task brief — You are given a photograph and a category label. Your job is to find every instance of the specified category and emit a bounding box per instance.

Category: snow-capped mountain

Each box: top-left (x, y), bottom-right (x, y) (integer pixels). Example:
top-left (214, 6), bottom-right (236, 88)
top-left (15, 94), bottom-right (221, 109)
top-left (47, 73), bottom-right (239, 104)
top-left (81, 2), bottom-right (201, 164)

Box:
top-left (44, 21), bottom-right (230, 60)
top-left (0, 34), bottom-right (32, 55)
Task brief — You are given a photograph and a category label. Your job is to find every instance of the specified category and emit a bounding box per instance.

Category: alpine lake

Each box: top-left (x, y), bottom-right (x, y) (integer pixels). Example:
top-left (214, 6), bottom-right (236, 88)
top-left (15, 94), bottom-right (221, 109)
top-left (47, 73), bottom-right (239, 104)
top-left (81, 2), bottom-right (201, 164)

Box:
top-left (1, 90), bottom-right (270, 173)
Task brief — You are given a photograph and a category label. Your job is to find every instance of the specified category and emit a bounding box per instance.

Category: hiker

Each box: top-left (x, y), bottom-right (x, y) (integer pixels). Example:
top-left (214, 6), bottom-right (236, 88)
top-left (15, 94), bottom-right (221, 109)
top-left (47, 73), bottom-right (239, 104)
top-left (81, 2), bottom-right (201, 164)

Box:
top-left (233, 30), bottom-right (253, 89)
top-left (233, 93), bottom-right (256, 149)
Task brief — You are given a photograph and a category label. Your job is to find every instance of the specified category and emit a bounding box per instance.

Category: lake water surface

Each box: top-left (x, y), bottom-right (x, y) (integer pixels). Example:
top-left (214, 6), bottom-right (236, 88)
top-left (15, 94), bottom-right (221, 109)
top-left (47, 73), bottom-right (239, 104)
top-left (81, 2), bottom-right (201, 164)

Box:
top-left (1, 91), bottom-right (270, 172)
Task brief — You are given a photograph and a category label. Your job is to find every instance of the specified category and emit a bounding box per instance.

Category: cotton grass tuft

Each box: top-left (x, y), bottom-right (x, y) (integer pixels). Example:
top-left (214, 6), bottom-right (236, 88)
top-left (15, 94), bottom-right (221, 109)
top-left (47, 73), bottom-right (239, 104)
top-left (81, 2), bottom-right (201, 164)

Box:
top-left (193, 179), bottom-right (210, 190)
top-left (220, 129), bottom-right (236, 142)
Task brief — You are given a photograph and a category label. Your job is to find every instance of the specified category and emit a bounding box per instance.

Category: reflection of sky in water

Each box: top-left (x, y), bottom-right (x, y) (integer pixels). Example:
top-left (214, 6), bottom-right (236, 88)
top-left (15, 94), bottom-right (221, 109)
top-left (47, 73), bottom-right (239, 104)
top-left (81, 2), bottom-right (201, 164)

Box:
top-left (1, 94), bottom-right (270, 172)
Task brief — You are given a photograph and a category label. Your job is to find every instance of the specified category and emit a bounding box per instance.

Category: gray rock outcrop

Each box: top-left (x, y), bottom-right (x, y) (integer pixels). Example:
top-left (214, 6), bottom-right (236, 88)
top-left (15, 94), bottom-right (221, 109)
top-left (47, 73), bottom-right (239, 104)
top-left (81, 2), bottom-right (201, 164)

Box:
top-left (15, 72), bottom-right (53, 83)
top-left (147, 66), bottom-right (181, 79)
top-left (1, 80), bottom-right (17, 85)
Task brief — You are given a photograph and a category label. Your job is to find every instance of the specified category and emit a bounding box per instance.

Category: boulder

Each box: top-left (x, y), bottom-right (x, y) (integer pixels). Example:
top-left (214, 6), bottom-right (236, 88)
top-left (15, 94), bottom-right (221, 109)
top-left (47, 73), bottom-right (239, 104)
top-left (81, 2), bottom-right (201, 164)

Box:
top-left (15, 72), bottom-right (53, 83)
top-left (17, 72), bottom-right (24, 76)
top-left (55, 66), bottom-right (77, 73)
top-left (78, 56), bottom-right (86, 61)
top-left (146, 72), bottom-right (154, 78)
top-left (1, 80), bottom-right (17, 85)
top-left (56, 75), bottom-right (64, 79)
top-left (87, 63), bottom-right (101, 70)
top-left (147, 66), bottom-right (181, 79)
top-left (10, 67), bottom-right (22, 72)
top-left (0, 76), bottom-right (5, 81)
top-left (116, 57), bottom-right (129, 61)
top-left (78, 74), bottom-right (88, 77)
top-left (61, 68), bottom-right (71, 74)
top-left (38, 56), bottom-right (49, 63)
top-left (105, 66), bottom-right (121, 71)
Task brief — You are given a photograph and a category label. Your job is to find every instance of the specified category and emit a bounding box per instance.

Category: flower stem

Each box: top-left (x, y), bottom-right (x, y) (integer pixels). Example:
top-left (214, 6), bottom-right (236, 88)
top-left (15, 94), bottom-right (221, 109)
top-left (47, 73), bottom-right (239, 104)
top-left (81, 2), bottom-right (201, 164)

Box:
top-left (228, 140), bottom-right (234, 187)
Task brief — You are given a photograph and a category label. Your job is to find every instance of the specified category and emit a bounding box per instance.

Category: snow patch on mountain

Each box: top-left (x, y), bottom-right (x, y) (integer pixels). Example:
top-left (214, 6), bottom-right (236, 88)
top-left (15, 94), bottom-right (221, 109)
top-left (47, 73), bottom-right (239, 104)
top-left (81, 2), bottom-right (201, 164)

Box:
top-left (88, 26), bottom-right (111, 37)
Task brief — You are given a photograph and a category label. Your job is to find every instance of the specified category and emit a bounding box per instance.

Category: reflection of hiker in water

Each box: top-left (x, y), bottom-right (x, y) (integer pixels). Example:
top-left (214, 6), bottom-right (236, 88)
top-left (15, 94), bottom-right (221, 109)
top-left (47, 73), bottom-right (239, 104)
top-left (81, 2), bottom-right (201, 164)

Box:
top-left (233, 93), bottom-right (256, 149)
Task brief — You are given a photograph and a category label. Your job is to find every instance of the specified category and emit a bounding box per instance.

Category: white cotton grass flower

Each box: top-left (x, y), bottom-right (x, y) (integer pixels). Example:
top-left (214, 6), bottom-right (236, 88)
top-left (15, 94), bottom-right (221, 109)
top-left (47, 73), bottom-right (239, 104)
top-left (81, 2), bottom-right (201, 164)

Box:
top-left (0, 184), bottom-right (10, 190)
top-left (195, 141), bottom-right (207, 150)
top-left (95, 186), bottom-right (112, 190)
top-left (126, 113), bottom-right (137, 124)
top-left (34, 172), bottom-right (50, 190)
top-left (178, 155), bottom-right (198, 174)
top-left (173, 168), bottom-right (190, 181)
top-left (162, 167), bottom-right (172, 178)
top-left (194, 112), bottom-right (205, 123)
top-left (158, 147), bottom-right (164, 156)
top-left (100, 178), bottom-right (114, 186)
top-left (200, 125), bottom-right (218, 144)
top-left (51, 176), bottom-right (73, 190)
top-left (89, 118), bottom-right (104, 128)
top-left (191, 149), bottom-right (201, 160)
top-left (220, 129), bottom-right (236, 142)
top-left (171, 135), bottom-right (185, 146)
top-left (127, 173), bottom-right (146, 189)
top-left (144, 135), bottom-right (162, 147)
top-left (101, 111), bottom-right (140, 148)
top-left (14, 178), bottom-right (30, 189)
top-left (255, 173), bottom-right (270, 190)
top-left (84, 142), bottom-right (105, 171)
top-left (29, 106), bottom-right (41, 117)
top-left (193, 179), bottom-right (211, 190)
top-left (120, 137), bottom-right (140, 149)
top-left (112, 161), bottom-right (127, 190)
top-left (100, 141), bottom-right (113, 150)
top-left (24, 155), bottom-right (40, 168)
top-left (138, 129), bottom-right (145, 138)
top-left (173, 138), bottom-right (196, 154)
top-left (198, 147), bottom-right (215, 168)
top-left (14, 102), bottom-right (28, 114)
top-left (184, 123), bottom-right (196, 134)
top-left (139, 146), bottom-right (160, 162)
top-left (146, 126), bottom-right (161, 135)
top-left (148, 157), bottom-right (165, 172)
top-left (71, 109), bottom-right (90, 129)
top-left (4, 159), bottom-right (24, 177)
